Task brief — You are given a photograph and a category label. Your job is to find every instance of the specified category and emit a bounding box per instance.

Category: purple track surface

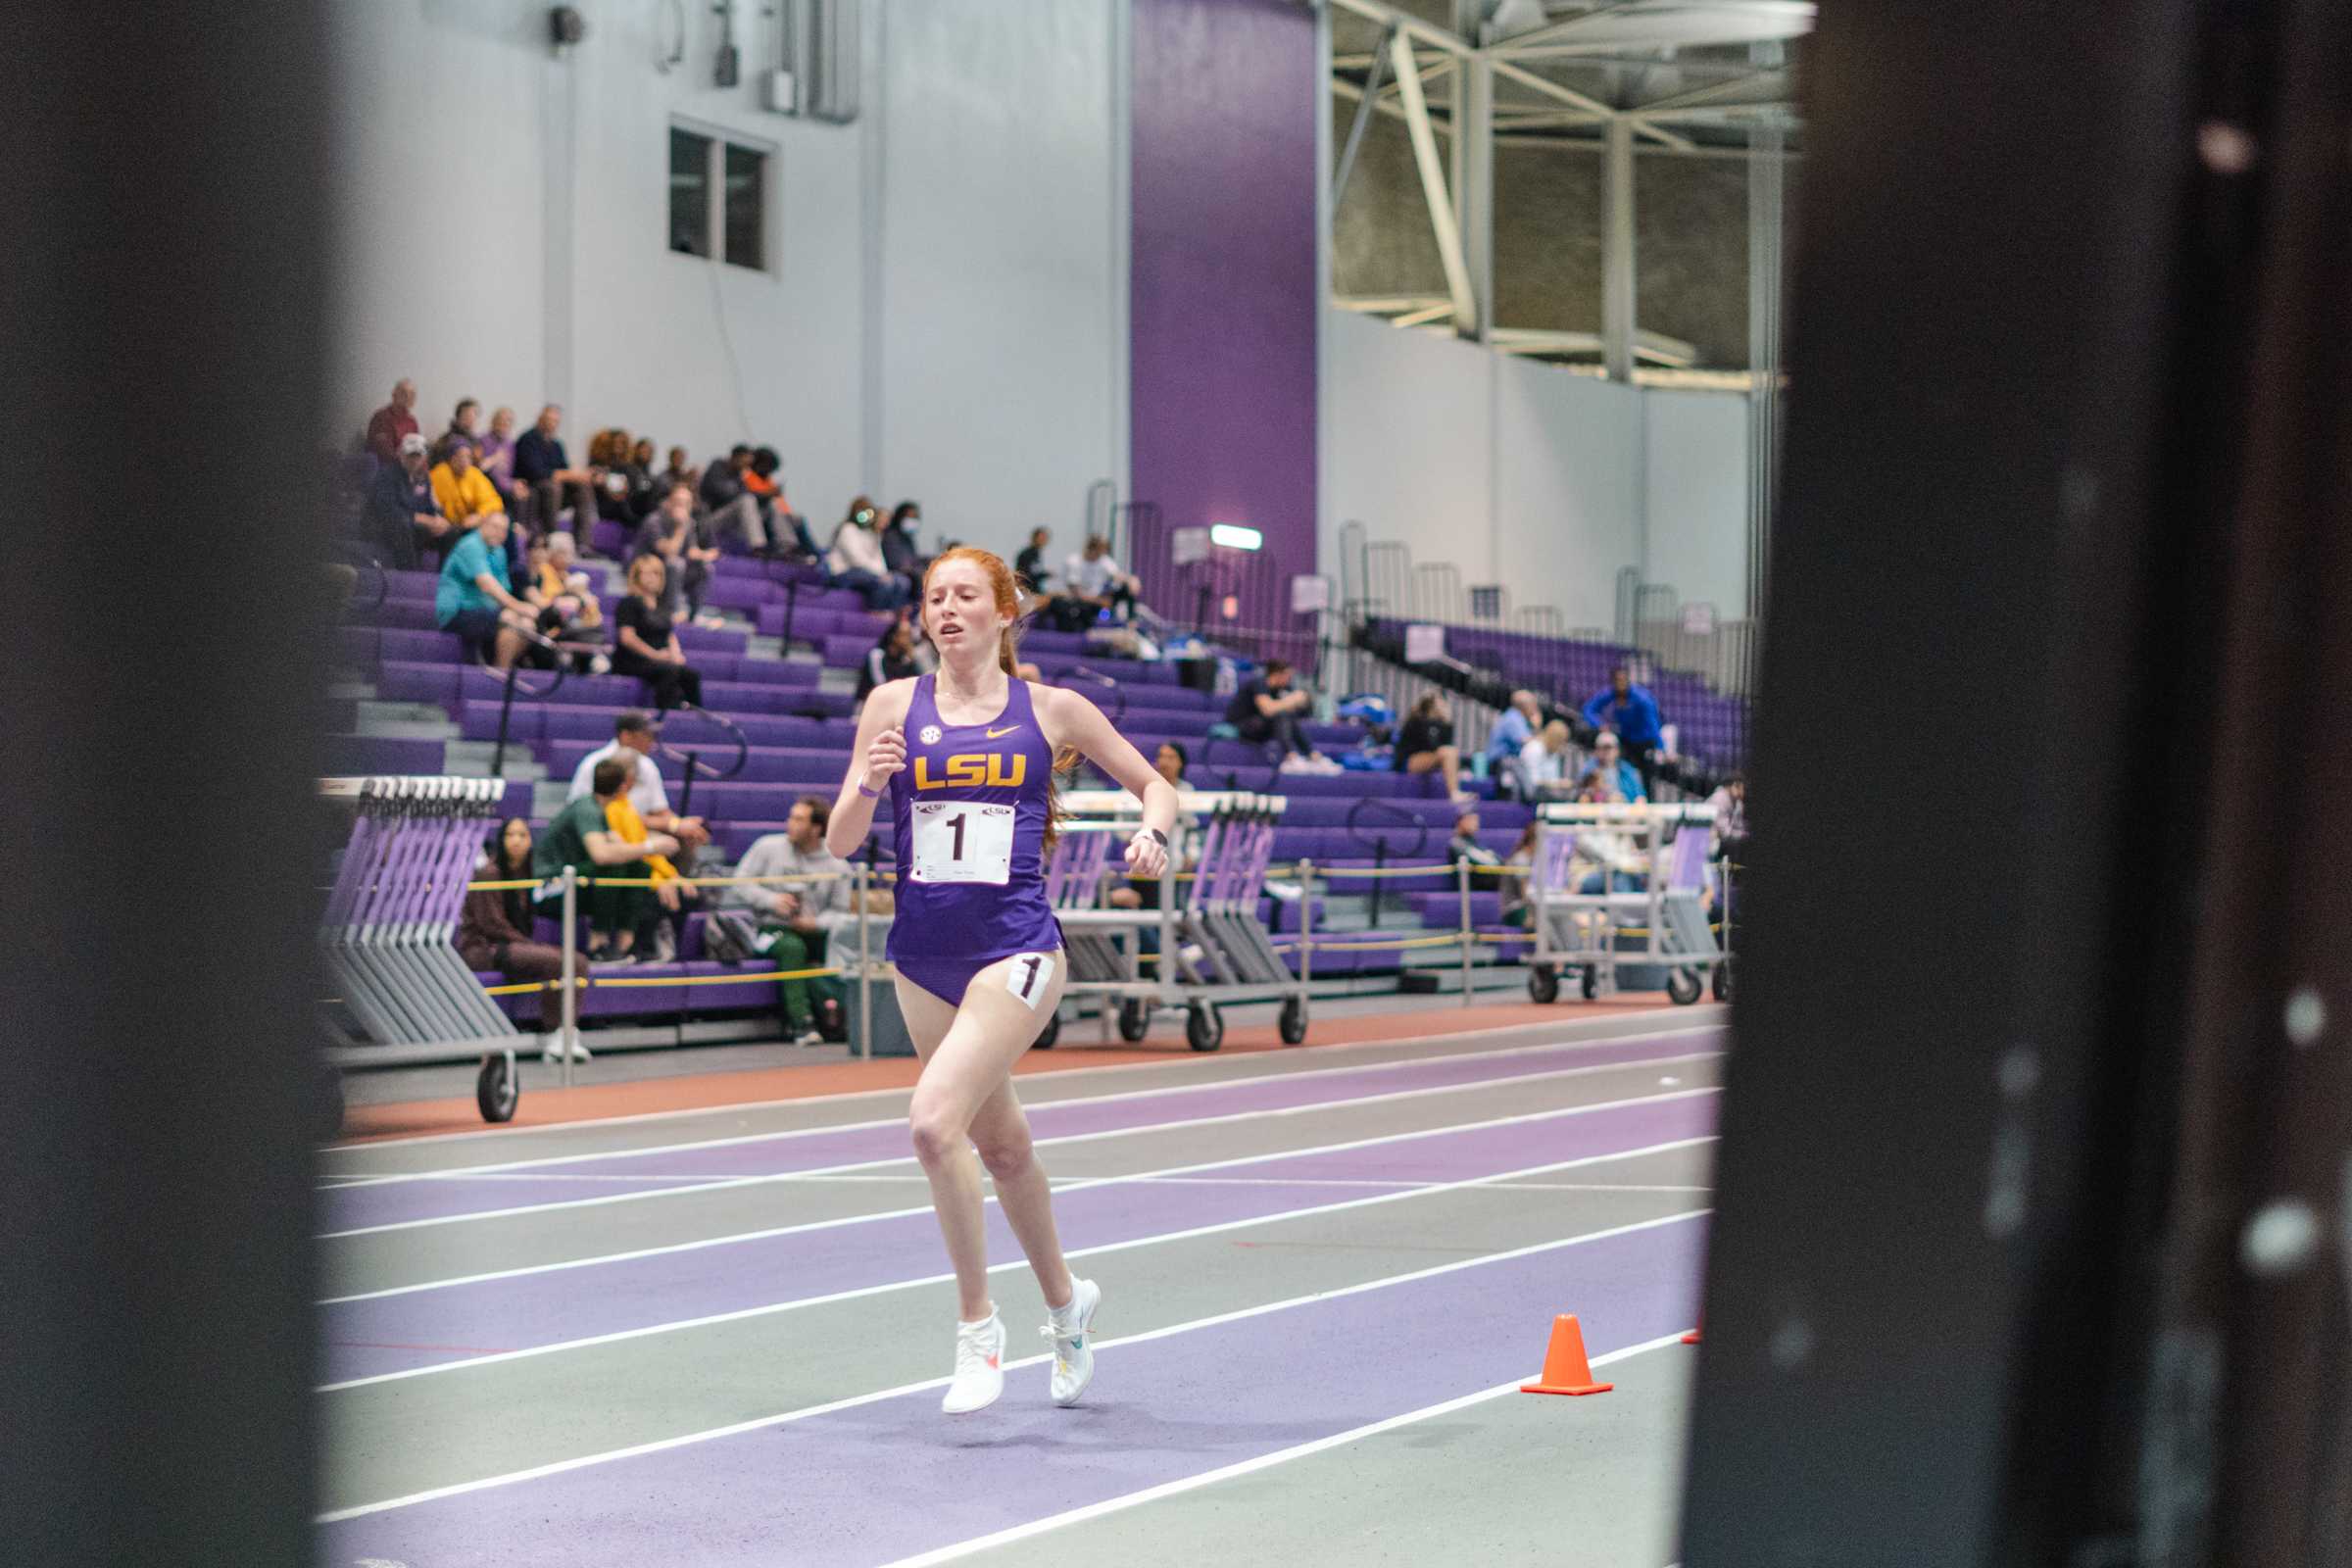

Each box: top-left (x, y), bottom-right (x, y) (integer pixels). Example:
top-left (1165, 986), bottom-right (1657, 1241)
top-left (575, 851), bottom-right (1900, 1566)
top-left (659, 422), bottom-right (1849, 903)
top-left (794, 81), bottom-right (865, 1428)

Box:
top-left (320, 1214), bottom-right (1706, 1565)
top-left (321, 1091), bottom-right (1717, 1381)
top-left (320, 1031), bottom-right (1717, 1232)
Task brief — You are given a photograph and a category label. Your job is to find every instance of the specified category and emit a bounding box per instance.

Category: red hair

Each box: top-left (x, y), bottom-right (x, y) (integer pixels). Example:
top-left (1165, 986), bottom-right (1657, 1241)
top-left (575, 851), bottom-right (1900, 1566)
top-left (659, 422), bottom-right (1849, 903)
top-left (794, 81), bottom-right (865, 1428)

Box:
top-left (922, 547), bottom-right (1079, 855)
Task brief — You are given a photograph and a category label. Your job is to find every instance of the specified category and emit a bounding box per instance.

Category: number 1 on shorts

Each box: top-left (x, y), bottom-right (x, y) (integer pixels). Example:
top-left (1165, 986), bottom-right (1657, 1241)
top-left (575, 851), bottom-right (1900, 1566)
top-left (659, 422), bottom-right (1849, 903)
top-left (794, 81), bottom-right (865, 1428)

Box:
top-left (1005, 952), bottom-right (1054, 1010)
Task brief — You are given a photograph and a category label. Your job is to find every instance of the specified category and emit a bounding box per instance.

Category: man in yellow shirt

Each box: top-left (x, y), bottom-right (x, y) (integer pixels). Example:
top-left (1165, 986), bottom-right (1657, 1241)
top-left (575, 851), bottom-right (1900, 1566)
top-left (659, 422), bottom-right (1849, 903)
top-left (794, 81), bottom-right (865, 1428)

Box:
top-left (430, 439), bottom-right (508, 537)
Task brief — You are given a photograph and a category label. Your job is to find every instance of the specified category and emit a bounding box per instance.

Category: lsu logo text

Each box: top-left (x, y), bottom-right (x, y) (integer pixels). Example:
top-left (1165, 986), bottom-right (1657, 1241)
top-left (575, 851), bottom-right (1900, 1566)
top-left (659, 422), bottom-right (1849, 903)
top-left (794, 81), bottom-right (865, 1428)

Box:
top-left (913, 753), bottom-right (1027, 791)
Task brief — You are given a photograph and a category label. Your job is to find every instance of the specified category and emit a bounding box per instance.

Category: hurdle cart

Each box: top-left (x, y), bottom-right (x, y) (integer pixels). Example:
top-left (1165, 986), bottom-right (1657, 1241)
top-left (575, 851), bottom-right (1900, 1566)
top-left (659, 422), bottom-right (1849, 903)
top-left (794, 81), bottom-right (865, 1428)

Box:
top-left (316, 776), bottom-right (542, 1128)
top-left (1521, 800), bottom-right (1725, 1006)
top-left (1042, 789), bottom-right (1310, 1052)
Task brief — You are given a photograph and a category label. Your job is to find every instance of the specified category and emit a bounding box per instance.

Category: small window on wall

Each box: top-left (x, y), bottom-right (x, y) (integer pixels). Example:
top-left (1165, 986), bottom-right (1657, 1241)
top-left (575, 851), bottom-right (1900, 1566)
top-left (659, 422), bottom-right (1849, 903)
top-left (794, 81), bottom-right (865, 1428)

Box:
top-left (668, 127), bottom-right (711, 257)
top-left (723, 143), bottom-right (766, 271)
top-left (668, 121), bottom-right (774, 274)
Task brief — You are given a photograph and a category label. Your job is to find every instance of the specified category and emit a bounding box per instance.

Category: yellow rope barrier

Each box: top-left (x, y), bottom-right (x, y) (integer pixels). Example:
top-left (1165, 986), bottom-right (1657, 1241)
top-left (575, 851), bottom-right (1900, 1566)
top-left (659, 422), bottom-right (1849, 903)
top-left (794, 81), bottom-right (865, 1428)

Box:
top-left (480, 964), bottom-right (844, 995)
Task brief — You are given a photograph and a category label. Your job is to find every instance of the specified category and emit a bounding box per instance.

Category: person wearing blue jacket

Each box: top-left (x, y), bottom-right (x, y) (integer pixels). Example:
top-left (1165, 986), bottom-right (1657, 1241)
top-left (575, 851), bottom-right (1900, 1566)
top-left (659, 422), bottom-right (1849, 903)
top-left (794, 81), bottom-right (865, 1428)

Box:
top-left (1583, 665), bottom-right (1664, 791)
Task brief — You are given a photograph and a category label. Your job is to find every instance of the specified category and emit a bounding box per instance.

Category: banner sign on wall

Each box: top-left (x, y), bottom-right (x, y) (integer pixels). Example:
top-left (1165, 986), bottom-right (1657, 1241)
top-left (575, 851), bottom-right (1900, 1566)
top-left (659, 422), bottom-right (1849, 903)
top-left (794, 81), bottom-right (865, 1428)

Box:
top-left (1171, 526), bottom-right (1211, 566)
top-left (1290, 575), bottom-right (1331, 613)
top-left (1403, 623), bottom-right (1446, 664)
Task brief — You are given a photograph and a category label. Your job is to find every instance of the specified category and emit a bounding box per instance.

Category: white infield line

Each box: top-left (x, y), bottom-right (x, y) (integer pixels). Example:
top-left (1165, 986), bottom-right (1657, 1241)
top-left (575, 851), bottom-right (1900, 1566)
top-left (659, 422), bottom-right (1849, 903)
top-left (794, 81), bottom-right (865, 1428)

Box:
top-left (315, 1207), bottom-right (1710, 1523)
top-left (317, 1012), bottom-right (1726, 1158)
top-left (318, 1024), bottom-right (1722, 1186)
top-left (315, 1047), bottom-right (1722, 1240)
top-left (872, 1330), bottom-right (1698, 1568)
top-left (315, 1123), bottom-right (1719, 1392)
top-left (318, 1076), bottom-right (1720, 1303)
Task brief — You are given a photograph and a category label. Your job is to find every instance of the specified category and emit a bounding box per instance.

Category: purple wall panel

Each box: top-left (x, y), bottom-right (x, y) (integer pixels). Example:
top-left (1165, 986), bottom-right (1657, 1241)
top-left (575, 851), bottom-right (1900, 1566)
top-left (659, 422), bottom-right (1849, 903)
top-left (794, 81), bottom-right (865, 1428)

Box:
top-left (1129, 0), bottom-right (1319, 639)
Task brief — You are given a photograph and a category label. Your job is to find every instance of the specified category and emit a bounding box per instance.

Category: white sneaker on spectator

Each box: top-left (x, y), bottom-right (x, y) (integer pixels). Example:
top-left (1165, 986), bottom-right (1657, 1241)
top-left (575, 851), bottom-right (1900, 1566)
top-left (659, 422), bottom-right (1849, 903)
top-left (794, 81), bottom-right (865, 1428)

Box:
top-left (1278, 754), bottom-right (1314, 774)
top-left (566, 1035), bottom-right (593, 1063)
top-left (539, 1032), bottom-right (566, 1063)
top-left (792, 1027), bottom-right (825, 1047)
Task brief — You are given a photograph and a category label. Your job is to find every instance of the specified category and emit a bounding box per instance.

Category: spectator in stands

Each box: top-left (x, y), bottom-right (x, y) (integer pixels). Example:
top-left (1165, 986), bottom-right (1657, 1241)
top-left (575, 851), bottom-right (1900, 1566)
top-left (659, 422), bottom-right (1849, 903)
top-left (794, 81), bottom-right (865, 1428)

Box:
top-left (661, 444), bottom-right (697, 501)
top-left (1583, 664), bottom-right (1664, 791)
top-left (515, 404), bottom-right (598, 536)
top-left (438, 397), bottom-right (482, 464)
top-left (365, 377), bottom-right (418, 466)
top-left (527, 532), bottom-right (607, 672)
top-left (1108, 743), bottom-right (1195, 911)
top-left (1013, 527), bottom-right (1053, 595)
top-left (826, 497), bottom-right (910, 610)
top-left (1054, 534), bottom-right (1138, 630)
top-left (456, 818), bottom-right (576, 1059)
top-left (1520, 718), bottom-right (1575, 799)
top-left (477, 406), bottom-right (525, 516)
top-left (1446, 808), bottom-right (1499, 869)
top-left (856, 616), bottom-right (920, 706)
top-left (727, 795), bottom-right (850, 1046)
top-left (586, 428), bottom-right (634, 523)
top-left (1707, 770), bottom-right (1746, 858)
top-left (751, 447), bottom-right (821, 559)
top-left (1487, 689), bottom-right (1543, 786)
top-left (613, 553), bottom-right (704, 710)
top-left (1497, 819), bottom-right (1543, 928)
top-left (565, 710), bottom-right (709, 850)
top-left (882, 501), bottom-right (928, 583)
top-left (367, 431), bottom-right (449, 569)
top-left (634, 482), bottom-right (718, 624)
top-left (435, 510), bottom-right (535, 668)
top-left (1575, 730), bottom-right (1647, 803)
top-left (621, 436), bottom-right (663, 520)
top-left (1227, 660), bottom-right (1333, 772)
top-left (533, 756), bottom-right (680, 965)
top-left (603, 752), bottom-right (691, 963)
top-left (1395, 693), bottom-right (1471, 806)
top-left (429, 439), bottom-right (506, 537)
top-left (700, 444), bottom-right (769, 553)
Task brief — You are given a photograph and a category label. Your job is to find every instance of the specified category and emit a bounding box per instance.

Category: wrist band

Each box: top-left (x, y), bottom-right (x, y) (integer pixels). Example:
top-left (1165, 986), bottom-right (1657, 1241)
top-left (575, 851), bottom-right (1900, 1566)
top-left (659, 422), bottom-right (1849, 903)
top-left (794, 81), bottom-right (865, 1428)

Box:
top-left (858, 780), bottom-right (884, 799)
top-left (1141, 828), bottom-right (1168, 848)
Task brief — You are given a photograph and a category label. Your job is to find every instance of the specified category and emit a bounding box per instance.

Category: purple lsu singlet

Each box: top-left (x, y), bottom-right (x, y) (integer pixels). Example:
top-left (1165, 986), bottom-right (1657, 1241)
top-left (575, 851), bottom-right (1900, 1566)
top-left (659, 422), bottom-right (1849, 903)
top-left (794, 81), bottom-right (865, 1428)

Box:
top-left (884, 674), bottom-right (1063, 972)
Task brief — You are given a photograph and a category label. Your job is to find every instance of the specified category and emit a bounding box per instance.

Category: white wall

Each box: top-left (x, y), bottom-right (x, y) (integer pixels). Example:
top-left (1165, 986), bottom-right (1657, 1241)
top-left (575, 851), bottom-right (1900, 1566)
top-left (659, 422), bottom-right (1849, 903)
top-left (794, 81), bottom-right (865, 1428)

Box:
top-left (328, 0), bottom-right (1123, 548)
top-left (873, 0), bottom-right (1125, 561)
top-left (1641, 387), bottom-right (1749, 615)
top-left (1325, 309), bottom-right (1748, 631)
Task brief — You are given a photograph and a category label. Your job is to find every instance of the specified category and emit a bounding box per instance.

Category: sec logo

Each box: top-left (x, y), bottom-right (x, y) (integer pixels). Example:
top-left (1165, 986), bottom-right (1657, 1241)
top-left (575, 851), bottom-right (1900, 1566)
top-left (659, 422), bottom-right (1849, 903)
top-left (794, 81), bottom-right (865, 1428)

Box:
top-left (919, 724), bottom-right (943, 745)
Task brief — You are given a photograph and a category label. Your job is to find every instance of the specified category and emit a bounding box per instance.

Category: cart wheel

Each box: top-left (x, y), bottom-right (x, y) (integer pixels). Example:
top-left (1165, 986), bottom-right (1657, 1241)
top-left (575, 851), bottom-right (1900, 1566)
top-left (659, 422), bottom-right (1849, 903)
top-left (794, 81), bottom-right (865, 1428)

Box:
top-left (476, 1054), bottom-right (518, 1123)
top-left (1032, 1008), bottom-right (1061, 1050)
top-left (1279, 996), bottom-right (1308, 1045)
top-left (1186, 1003), bottom-right (1224, 1053)
top-left (1527, 964), bottom-right (1559, 1004)
top-left (1580, 966), bottom-right (1599, 1001)
top-left (1711, 960), bottom-right (1733, 1003)
top-left (315, 1062), bottom-right (346, 1142)
top-left (1118, 997), bottom-right (1152, 1043)
top-left (1667, 968), bottom-right (1703, 1005)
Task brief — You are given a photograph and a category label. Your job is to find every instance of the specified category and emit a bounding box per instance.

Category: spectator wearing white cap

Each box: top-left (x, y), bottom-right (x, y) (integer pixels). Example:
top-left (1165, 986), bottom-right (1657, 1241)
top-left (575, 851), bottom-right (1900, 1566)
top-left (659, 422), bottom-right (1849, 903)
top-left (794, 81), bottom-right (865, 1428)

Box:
top-left (366, 431), bottom-right (450, 569)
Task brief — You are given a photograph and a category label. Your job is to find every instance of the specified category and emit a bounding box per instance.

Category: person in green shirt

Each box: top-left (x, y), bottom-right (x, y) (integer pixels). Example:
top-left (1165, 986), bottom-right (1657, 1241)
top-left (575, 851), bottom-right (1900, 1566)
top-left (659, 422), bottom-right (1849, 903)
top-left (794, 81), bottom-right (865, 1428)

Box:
top-left (532, 758), bottom-right (680, 963)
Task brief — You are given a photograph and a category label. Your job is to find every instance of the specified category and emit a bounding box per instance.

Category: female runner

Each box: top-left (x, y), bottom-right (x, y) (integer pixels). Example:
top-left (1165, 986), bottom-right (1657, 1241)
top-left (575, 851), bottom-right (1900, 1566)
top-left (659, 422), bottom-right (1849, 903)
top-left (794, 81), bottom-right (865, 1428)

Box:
top-left (827, 546), bottom-right (1177, 1415)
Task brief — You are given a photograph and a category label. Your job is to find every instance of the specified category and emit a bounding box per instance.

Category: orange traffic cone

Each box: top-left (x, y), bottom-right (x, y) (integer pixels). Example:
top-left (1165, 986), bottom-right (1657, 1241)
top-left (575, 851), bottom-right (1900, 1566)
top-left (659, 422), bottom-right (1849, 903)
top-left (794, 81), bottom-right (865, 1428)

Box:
top-left (1520, 1314), bottom-right (1614, 1396)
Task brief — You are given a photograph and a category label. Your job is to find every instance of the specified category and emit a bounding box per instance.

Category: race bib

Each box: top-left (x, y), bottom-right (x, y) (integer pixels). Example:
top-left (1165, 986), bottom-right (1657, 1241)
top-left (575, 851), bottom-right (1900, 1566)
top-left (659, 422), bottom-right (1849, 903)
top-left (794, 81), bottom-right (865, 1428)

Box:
top-left (1004, 952), bottom-right (1055, 1010)
top-left (909, 801), bottom-right (1015, 885)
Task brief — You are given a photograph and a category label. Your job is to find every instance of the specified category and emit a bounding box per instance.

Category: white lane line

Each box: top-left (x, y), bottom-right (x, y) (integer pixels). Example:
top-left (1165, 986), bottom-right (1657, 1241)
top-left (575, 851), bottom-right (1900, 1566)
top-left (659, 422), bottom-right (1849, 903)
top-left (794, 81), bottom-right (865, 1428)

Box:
top-left (314, 1207), bottom-right (1709, 1522)
top-left (317, 1012), bottom-right (1726, 1158)
top-left (318, 1080), bottom-right (1720, 1302)
top-left (1133, 1177), bottom-right (1717, 1195)
top-left (327, 1172), bottom-right (1718, 1193)
top-left (314, 1129), bottom-right (1719, 1392)
top-left (318, 1025), bottom-right (1722, 1186)
top-left (315, 1050), bottom-right (1724, 1241)
top-left (872, 1330), bottom-right (1698, 1568)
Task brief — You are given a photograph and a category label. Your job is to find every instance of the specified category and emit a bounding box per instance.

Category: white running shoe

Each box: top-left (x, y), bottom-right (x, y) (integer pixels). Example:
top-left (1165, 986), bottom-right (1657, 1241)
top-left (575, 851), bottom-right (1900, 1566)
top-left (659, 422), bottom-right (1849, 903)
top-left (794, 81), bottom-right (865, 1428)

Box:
top-left (1041, 1278), bottom-right (1102, 1407)
top-left (941, 1311), bottom-right (1006, 1414)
